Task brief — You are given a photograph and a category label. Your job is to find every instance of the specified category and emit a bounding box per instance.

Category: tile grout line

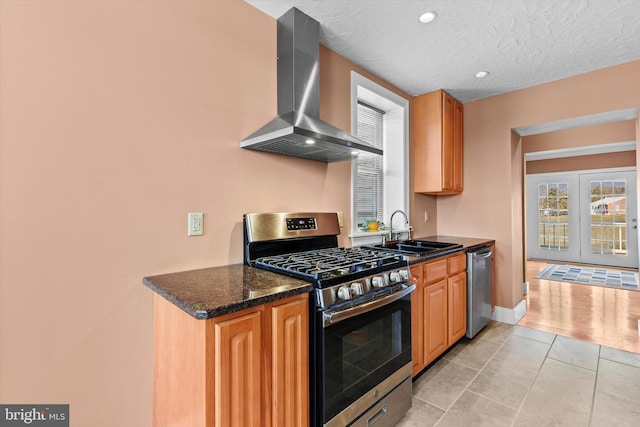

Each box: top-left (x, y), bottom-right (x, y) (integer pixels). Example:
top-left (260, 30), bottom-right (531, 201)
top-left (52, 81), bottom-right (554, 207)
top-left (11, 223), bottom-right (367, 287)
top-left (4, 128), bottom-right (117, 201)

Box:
top-left (588, 345), bottom-right (602, 426)
top-left (410, 394), bottom-right (448, 413)
top-left (465, 388), bottom-right (521, 412)
top-left (509, 332), bottom-right (558, 427)
top-left (432, 331), bottom-right (515, 427)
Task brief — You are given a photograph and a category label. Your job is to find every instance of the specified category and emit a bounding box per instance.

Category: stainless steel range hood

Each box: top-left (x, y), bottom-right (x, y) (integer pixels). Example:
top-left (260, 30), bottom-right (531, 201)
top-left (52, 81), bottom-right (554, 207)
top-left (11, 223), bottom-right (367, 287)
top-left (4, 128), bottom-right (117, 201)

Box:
top-left (241, 8), bottom-right (382, 163)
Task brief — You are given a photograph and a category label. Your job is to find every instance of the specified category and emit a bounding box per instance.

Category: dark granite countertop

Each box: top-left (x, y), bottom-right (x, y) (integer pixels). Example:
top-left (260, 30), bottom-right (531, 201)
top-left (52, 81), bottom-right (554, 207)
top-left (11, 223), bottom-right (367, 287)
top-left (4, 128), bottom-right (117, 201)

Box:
top-left (144, 236), bottom-right (492, 319)
top-left (143, 264), bottom-right (313, 320)
top-left (404, 235), bottom-right (495, 265)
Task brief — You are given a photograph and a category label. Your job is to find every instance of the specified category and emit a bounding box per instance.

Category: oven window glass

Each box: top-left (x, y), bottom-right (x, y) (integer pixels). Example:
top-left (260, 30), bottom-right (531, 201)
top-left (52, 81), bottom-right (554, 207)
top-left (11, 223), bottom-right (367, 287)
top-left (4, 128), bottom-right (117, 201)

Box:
top-left (321, 295), bottom-right (411, 422)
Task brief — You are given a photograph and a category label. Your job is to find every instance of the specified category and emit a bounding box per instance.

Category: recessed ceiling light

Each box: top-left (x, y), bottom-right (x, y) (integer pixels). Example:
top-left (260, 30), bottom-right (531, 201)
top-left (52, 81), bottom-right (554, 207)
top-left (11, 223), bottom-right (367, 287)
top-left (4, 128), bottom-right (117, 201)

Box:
top-left (475, 71), bottom-right (489, 78)
top-left (351, 150), bottom-right (359, 156)
top-left (305, 139), bottom-right (315, 145)
top-left (419, 11), bottom-right (437, 24)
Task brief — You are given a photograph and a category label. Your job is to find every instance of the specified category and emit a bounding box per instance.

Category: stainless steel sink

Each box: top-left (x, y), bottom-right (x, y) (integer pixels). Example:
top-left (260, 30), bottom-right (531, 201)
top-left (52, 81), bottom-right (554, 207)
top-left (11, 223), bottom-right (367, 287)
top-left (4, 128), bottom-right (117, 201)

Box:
top-left (370, 240), bottom-right (463, 256)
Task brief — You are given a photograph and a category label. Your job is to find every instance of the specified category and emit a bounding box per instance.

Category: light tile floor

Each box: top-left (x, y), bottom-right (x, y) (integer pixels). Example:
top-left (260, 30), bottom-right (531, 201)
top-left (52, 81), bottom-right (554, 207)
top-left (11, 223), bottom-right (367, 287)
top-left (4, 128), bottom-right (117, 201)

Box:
top-left (396, 321), bottom-right (640, 426)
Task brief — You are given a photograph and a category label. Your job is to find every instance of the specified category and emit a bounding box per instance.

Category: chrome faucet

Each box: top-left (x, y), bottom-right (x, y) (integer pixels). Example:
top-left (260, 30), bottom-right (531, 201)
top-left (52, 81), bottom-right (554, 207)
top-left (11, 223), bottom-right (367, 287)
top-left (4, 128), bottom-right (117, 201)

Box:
top-left (389, 209), bottom-right (410, 242)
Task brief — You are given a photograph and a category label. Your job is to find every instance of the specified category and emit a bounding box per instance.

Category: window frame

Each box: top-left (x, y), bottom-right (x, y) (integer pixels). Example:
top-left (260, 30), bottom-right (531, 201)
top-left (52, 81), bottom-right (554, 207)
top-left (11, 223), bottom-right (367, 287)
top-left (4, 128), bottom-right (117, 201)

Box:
top-left (350, 71), bottom-right (409, 245)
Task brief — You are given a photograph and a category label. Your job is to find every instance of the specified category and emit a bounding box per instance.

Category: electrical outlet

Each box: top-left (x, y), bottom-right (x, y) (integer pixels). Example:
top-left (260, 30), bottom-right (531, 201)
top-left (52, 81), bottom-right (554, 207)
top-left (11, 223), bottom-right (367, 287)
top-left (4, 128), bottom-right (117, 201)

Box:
top-left (424, 210), bottom-right (430, 222)
top-left (188, 213), bottom-right (203, 236)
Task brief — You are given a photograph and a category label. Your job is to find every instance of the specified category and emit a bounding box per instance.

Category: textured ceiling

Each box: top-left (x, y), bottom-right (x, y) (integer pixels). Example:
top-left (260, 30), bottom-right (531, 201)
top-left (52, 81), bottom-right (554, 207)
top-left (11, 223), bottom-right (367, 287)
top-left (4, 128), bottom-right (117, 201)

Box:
top-left (244, 0), bottom-right (640, 103)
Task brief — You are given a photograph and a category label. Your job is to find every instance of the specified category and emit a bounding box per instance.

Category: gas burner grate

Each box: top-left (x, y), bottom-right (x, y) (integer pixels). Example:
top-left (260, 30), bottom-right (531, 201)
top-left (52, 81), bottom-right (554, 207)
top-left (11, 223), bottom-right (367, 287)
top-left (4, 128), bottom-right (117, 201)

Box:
top-left (254, 247), bottom-right (407, 283)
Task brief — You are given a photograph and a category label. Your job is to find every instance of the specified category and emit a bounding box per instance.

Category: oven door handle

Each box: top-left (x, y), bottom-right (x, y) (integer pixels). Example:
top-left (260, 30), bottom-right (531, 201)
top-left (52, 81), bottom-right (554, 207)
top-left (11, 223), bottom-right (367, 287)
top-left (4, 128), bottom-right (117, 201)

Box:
top-left (322, 283), bottom-right (416, 328)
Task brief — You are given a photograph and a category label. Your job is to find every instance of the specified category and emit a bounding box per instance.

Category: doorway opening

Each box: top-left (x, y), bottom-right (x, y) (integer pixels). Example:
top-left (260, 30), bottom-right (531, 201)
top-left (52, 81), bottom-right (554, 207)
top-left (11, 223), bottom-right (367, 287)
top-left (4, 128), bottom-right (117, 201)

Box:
top-left (526, 168), bottom-right (638, 269)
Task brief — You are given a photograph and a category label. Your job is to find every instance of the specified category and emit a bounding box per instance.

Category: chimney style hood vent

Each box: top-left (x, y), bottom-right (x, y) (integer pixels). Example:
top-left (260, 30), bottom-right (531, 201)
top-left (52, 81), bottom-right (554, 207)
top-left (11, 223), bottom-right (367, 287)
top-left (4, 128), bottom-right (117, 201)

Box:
top-left (241, 8), bottom-right (383, 163)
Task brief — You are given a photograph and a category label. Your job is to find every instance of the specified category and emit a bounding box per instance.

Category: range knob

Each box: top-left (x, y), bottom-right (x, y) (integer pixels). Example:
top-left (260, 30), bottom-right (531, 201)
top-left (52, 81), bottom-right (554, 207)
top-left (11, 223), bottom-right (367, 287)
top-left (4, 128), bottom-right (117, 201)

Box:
top-left (399, 269), bottom-right (410, 281)
top-left (350, 282), bottom-right (364, 297)
top-left (371, 276), bottom-right (385, 288)
top-left (337, 285), bottom-right (352, 300)
top-left (389, 271), bottom-right (401, 283)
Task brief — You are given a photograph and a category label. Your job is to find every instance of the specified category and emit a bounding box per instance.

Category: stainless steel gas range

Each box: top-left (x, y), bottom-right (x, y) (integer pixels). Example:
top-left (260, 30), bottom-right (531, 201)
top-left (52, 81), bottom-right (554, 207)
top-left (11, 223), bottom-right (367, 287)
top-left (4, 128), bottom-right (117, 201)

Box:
top-left (244, 212), bottom-right (415, 427)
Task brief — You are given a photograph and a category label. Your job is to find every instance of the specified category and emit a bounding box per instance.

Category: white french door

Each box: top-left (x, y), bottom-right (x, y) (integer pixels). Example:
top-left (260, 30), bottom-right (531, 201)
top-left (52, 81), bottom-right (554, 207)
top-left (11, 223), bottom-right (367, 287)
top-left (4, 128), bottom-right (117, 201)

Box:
top-left (526, 174), bottom-right (580, 263)
top-left (579, 171), bottom-right (637, 268)
top-left (526, 168), bottom-right (638, 269)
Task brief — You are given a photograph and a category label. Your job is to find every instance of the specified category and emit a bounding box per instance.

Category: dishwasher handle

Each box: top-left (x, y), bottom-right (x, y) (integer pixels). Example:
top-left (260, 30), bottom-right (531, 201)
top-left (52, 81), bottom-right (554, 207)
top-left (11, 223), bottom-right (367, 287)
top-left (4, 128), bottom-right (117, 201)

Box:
top-left (471, 249), bottom-right (492, 259)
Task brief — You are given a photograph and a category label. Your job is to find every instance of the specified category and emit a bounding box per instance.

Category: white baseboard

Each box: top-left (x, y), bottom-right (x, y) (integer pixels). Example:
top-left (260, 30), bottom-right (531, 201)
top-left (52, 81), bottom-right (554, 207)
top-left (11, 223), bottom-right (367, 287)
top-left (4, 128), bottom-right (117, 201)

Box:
top-left (492, 299), bottom-right (527, 325)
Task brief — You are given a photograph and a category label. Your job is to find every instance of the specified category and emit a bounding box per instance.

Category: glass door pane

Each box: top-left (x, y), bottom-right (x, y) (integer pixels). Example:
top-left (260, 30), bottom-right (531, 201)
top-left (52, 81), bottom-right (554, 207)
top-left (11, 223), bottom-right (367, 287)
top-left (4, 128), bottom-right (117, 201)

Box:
top-left (581, 171), bottom-right (637, 268)
top-left (589, 179), bottom-right (627, 255)
top-left (526, 174), bottom-right (580, 263)
top-left (537, 182), bottom-right (570, 251)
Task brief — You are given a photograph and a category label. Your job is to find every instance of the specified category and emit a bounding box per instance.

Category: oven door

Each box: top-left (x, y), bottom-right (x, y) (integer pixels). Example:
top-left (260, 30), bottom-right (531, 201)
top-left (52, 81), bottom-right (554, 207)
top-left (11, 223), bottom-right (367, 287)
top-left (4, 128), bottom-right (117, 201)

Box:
top-left (316, 284), bottom-right (414, 426)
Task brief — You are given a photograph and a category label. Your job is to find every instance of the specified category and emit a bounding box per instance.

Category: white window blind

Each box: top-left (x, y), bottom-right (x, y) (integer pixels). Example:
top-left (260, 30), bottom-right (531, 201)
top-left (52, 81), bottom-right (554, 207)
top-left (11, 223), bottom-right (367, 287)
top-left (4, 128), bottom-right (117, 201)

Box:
top-left (355, 102), bottom-right (384, 227)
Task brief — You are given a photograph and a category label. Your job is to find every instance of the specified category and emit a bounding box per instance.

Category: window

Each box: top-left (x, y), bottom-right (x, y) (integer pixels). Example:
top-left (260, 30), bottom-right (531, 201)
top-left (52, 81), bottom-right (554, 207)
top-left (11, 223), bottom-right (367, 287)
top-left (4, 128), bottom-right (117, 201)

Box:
top-left (589, 179), bottom-right (628, 255)
top-left (537, 182), bottom-right (570, 251)
top-left (350, 72), bottom-right (409, 244)
top-left (354, 102), bottom-right (384, 227)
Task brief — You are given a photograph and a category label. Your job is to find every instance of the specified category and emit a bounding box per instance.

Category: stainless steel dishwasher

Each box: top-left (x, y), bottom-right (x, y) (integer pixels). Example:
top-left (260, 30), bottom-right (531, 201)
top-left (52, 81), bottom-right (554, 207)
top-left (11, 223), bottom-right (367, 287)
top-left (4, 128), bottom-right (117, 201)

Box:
top-left (466, 246), bottom-right (493, 338)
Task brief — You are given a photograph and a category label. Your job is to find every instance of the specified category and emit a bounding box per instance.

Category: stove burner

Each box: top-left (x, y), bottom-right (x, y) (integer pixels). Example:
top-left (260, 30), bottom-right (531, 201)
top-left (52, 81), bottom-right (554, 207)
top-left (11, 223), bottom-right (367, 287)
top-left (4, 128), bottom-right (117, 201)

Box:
top-left (254, 247), bottom-right (407, 285)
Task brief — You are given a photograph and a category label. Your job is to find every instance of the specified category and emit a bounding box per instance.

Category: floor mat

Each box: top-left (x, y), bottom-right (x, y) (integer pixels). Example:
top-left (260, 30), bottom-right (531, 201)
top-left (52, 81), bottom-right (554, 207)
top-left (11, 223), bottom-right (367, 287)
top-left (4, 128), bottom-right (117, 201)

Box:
top-left (535, 264), bottom-right (639, 291)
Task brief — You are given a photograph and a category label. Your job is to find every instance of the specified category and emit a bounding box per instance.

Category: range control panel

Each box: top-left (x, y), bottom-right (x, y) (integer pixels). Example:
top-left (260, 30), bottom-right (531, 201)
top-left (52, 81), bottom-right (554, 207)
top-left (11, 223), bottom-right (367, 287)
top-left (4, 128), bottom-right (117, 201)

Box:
top-left (286, 217), bottom-right (317, 231)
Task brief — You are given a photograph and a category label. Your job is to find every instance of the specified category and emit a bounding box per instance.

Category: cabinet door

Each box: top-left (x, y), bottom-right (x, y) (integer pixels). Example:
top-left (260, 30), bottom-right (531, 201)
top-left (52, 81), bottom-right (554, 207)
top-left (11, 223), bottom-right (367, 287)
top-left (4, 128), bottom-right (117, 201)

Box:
top-left (423, 280), bottom-right (448, 366)
top-left (413, 90), bottom-right (443, 194)
top-left (448, 272), bottom-right (467, 345)
top-left (413, 89), bottom-right (463, 195)
top-left (452, 100), bottom-right (464, 192)
top-left (214, 310), bottom-right (262, 427)
top-left (410, 265), bottom-right (424, 376)
top-left (442, 93), bottom-right (455, 191)
top-left (271, 296), bottom-right (309, 427)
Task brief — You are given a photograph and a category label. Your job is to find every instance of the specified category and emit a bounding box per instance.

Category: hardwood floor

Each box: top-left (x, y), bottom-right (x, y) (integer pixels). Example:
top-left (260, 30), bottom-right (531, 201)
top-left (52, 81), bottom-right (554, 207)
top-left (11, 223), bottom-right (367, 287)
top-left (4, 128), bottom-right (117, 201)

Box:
top-left (519, 260), bottom-right (640, 354)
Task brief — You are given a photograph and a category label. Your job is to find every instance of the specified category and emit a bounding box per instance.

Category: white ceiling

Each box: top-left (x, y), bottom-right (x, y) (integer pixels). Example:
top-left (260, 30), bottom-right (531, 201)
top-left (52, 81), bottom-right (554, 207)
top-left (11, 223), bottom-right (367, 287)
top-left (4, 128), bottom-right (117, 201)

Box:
top-left (244, 0), bottom-right (640, 103)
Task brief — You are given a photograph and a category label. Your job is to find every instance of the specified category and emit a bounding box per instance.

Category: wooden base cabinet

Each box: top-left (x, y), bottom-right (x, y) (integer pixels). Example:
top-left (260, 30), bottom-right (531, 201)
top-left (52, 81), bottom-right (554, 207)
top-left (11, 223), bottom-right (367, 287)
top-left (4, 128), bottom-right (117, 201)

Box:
top-left (152, 293), bottom-right (309, 427)
top-left (212, 309), bottom-right (262, 427)
top-left (410, 265), bottom-right (423, 376)
top-left (447, 253), bottom-right (467, 345)
top-left (423, 279), bottom-right (448, 366)
top-left (411, 253), bottom-right (467, 377)
top-left (270, 297), bottom-right (309, 427)
top-left (447, 272), bottom-right (467, 345)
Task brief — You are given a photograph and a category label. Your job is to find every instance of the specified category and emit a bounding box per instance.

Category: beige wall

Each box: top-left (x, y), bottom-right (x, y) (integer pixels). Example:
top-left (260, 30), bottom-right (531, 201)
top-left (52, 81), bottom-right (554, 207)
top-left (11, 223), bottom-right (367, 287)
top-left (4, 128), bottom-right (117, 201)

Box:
top-left (438, 60), bottom-right (640, 310)
top-left (0, 0), bottom-right (417, 425)
top-left (524, 120), bottom-right (636, 174)
top-left (526, 151), bottom-right (636, 174)
top-left (523, 120), bottom-right (636, 153)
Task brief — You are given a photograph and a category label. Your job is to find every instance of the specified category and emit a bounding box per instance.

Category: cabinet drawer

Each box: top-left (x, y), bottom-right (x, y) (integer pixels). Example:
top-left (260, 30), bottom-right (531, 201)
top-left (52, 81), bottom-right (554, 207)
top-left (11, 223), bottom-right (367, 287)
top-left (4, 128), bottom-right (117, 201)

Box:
top-left (447, 253), bottom-right (466, 275)
top-left (410, 265), bottom-right (424, 285)
top-left (424, 259), bottom-right (447, 284)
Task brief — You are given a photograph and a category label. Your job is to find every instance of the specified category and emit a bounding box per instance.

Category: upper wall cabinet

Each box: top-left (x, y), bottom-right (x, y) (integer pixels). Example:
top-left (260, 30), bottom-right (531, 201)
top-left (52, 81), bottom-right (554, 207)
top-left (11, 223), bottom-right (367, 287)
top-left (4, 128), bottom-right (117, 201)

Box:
top-left (413, 90), bottom-right (463, 195)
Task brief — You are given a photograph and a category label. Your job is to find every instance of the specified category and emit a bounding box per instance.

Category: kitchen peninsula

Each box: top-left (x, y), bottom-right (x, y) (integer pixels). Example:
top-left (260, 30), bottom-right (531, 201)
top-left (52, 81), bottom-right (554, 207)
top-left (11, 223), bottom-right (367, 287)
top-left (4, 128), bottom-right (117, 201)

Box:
top-left (144, 265), bottom-right (311, 427)
top-left (144, 235), bottom-right (493, 427)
